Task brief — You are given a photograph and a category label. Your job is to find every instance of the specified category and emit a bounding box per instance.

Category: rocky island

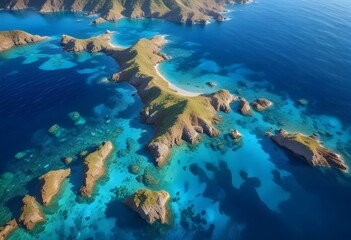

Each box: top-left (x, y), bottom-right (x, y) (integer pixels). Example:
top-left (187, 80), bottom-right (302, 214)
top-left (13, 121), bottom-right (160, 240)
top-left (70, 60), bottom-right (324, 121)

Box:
top-left (80, 141), bottom-right (114, 197)
top-left (252, 98), bottom-right (272, 111)
top-left (1, 0), bottom-right (249, 24)
top-left (18, 195), bottom-right (46, 230)
top-left (0, 219), bottom-right (18, 240)
top-left (39, 169), bottom-right (71, 206)
top-left (124, 189), bottom-right (170, 224)
top-left (271, 129), bottom-right (347, 171)
top-left (0, 30), bottom-right (47, 52)
top-left (61, 33), bottom-right (236, 166)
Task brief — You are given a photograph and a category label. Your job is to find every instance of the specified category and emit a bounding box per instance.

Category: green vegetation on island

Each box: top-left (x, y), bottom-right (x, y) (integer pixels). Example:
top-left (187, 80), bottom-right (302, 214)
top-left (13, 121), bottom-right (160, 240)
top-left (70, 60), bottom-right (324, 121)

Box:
top-left (271, 129), bottom-right (347, 171)
top-left (60, 32), bottom-right (236, 166)
top-left (1, 0), bottom-right (250, 24)
top-left (0, 30), bottom-right (47, 52)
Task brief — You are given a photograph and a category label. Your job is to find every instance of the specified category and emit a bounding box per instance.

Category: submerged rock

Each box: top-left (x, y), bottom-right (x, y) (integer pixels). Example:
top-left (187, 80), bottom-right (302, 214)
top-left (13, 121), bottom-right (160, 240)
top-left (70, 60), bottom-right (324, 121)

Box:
top-left (206, 81), bottom-right (216, 87)
top-left (48, 124), bottom-right (64, 137)
top-left (80, 141), bottom-right (114, 197)
top-left (14, 151), bottom-right (27, 160)
top-left (64, 157), bottom-right (73, 165)
top-left (18, 195), bottom-right (45, 230)
top-left (68, 111), bottom-right (86, 125)
top-left (78, 150), bottom-right (88, 158)
top-left (271, 129), bottom-right (347, 171)
top-left (0, 219), bottom-right (18, 240)
top-left (111, 186), bottom-right (130, 200)
top-left (252, 98), bottom-right (272, 111)
top-left (298, 98), bottom-right (309, 106)
top-left (124, 189), bottom-right (170, 224)
top-left (39, 169), bottom-right (71, 206)
top-left (238, 98), bottom-right (252, 115)
top-left (128, 164), bottom-right (141, 175)
top-left (141, 173), bottom-right (159, 187)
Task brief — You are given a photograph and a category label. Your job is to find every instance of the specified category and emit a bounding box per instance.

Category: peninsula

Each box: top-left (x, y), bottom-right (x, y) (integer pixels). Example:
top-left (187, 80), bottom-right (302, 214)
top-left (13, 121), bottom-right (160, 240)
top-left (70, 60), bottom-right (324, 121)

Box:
top-left (1, 0), bottom-right (249, 24)
top-left (61, 32), bottom-right (236, 166)
top-left (0, 30), bottom-right (47, 52)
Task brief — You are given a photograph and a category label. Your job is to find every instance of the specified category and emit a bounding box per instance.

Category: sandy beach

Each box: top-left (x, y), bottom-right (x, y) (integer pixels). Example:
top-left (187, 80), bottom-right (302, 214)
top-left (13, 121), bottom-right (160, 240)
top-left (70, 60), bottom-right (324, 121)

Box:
top-left (154, 64), bottom-right (201, 97)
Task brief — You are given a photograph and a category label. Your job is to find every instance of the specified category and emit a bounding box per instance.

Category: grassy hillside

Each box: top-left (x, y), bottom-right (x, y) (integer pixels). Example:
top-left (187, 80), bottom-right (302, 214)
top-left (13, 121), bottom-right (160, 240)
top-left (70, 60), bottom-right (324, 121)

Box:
top-left (1, 0), bottom-right (249, 23)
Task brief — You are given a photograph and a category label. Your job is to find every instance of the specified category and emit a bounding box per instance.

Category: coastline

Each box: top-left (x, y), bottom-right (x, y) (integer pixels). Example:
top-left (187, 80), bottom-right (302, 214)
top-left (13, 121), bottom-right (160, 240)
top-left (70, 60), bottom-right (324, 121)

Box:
top-left (154, 64), bottom-right (201, 97)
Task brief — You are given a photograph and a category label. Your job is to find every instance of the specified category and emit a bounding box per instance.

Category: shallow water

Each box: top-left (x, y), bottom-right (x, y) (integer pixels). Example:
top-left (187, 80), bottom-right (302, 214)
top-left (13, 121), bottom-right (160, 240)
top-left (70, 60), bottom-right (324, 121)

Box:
top-left (1, 0), bottom-right (351, 239)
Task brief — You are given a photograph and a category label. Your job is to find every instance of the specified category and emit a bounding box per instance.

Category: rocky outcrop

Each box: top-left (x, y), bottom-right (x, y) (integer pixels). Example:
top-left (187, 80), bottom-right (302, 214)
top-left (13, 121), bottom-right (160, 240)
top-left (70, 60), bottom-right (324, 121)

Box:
top-left (39, 169), bottom-right (71, 206)
top-left (252, 98), bottom-right (272, 111)
top-left (0, 30), bottom-right (47, 52)
top-left (271, 129), bottom-right (347, 171)
top-left (0, 0), bottom-right (248, 24)
top-left (62, 34), bottom-right (235, 167)
top-left (239, 98), bottom-right (252, 115)
top-left (80, 141), bottom-right (114, 197)
top-left (230, 129), bottom-right (242, 141)
top-left (0, 219), bottom-right (18, 240)
top-left (18, 195), bottom-right (45, 230)
top-left (91, 17), bottom-right (107, 25)
top-left (124, 189), bottom-right (170, 224)
top-left (61, 31), bottom-right (113, 52)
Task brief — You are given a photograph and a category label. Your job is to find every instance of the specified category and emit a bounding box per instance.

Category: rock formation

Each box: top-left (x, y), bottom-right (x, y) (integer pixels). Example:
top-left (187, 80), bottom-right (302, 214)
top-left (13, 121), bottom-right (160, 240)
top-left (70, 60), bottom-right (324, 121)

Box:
top-left (91, 17), bottom-right (107, 25)
top-left (80, 141), bottom-right (114, 197)
top-left (39, 169), bottom-right (71, 206)
top-left (252, 98), bottom-right (272, 111)
top-left (271, 129), bottom-right (347, 171)
top-left (230, 129), bottom-right (242, 141)
top-left (239, 98), bottom-right (252, 115)
top-left (18, 195), bottom-right (45, 230)
top-left (0, 219), bottom-right (18, 240)
top-left (61, 34), bottom-right (236, 166)
top-left (61, 31), bottom-right (113, 52)
top-left (1, 0), bottom-right (249, 24)
top-left (124, 189), bottom-right (170, 224)
top-left (0, 30), bottom-right (47, 52)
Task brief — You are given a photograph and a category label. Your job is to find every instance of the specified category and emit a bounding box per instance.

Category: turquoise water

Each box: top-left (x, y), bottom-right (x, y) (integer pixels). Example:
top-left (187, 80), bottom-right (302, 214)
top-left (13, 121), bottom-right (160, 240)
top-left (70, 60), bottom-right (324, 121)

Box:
top-left (1, 0), bottom-right (351, 239)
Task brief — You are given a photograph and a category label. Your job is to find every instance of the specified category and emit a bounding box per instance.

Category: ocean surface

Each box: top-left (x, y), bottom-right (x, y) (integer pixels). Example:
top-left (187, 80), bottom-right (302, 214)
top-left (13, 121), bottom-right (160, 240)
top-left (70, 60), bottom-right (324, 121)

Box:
top-left (1, 0), bottom-right (351, 239)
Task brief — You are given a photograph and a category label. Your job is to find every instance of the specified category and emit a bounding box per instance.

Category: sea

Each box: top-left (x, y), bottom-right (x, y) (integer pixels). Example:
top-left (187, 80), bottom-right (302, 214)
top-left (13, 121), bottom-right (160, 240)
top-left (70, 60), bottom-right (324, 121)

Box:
top-left (0, 0), bottom-right (351, 239)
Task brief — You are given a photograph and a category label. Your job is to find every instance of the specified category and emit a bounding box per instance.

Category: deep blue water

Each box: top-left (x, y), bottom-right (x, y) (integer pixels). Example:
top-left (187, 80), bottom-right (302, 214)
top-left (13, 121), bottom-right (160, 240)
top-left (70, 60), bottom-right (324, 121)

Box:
top-left (1, 0), bottom-right (351, 239)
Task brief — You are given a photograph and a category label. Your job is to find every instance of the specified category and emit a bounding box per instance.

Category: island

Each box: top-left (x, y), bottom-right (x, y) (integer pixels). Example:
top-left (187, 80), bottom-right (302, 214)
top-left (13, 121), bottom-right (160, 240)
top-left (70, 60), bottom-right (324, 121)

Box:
top-left (1, 0), bottom-right (250, 24)
top-left (39, 169), bottom-right (71, 206)
top-left (0, 30), bottom-right (47, 52)
top-left (61, 33), bottom-right (236, 166)
top-left (124, 189), bottom-right (170, 224)
top-left (80, 141), bottom-right (114, 197)
top-left (18, 195), bottom-right (46, 230)
top-left (0, 219), bottom-right (18, 240)
top-left (271, 129), bottom-right (347, 171)
top-left (252, 98), bottom-right (272, 111)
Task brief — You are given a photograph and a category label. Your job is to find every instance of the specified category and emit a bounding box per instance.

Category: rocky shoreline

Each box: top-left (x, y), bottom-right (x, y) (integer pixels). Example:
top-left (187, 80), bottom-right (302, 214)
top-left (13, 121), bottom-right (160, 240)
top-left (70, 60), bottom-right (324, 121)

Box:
top-left (80, 141), bottom-right (114, 197)
top-left (0, 0), bottom-right (250, 25)
top-left (0, 30), bottom-right (47, 52)
top-left (124, 189), bottom-right (170, 224)
top-left (39, 169), bottom-right (71, 206)
top-left (271, 129), bottom-right (347, 171)
top-left (60, 33), bottom-right (236, 166)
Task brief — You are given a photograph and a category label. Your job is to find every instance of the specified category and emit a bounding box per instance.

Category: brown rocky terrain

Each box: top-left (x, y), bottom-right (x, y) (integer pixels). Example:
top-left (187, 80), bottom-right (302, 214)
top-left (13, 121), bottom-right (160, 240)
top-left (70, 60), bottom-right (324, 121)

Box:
top-left (39, 169), bottom-right (71, 206)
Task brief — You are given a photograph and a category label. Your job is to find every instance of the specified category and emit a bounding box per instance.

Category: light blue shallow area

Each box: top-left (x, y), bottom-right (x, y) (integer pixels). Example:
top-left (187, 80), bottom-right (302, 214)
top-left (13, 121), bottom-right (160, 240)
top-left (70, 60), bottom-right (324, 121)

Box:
top-left (0, 0), bottom-right (351, 239)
